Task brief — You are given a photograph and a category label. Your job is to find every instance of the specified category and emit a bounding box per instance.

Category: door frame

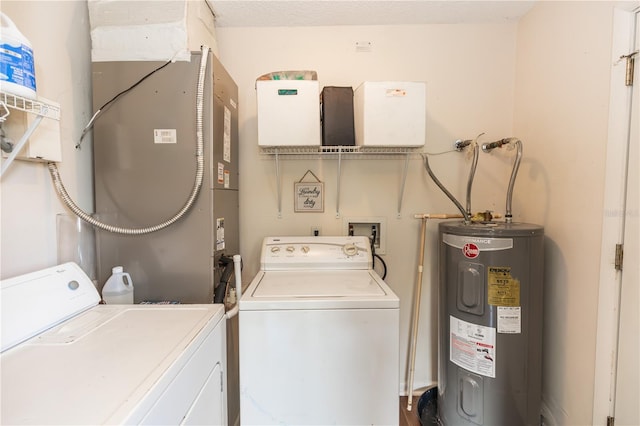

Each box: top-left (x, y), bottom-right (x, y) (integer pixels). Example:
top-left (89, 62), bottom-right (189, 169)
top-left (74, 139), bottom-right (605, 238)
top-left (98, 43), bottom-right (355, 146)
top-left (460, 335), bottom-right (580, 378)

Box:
top-left (592, 4), bottom-right (639, 425)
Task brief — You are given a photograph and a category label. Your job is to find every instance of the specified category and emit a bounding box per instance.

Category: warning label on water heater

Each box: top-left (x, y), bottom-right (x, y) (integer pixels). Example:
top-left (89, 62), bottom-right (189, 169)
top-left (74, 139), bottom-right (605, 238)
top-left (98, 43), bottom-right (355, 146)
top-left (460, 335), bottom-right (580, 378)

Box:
top-left (450, 316), bottom-right (496, 378)
top-left (487, 266), bottom-right (520, 306)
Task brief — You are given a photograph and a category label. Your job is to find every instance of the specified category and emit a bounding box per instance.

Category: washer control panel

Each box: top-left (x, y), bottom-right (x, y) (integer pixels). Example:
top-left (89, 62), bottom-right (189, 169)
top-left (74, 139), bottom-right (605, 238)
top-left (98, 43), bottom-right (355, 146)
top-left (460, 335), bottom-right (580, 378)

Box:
top-left (261, 236), bottom-right (372, 270)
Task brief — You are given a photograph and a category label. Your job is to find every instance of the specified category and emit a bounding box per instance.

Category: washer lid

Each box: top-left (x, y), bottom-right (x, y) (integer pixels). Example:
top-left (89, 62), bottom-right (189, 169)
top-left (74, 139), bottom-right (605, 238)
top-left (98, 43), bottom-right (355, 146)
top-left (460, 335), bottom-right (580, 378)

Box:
top-left (240, 270), bottom-right (399, 310)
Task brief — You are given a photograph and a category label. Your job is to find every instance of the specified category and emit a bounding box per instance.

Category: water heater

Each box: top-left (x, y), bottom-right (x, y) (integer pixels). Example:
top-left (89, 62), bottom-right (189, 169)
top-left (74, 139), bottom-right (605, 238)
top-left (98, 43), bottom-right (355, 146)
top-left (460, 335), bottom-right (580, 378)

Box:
top-left (437, 221), bottom-right (544, 425)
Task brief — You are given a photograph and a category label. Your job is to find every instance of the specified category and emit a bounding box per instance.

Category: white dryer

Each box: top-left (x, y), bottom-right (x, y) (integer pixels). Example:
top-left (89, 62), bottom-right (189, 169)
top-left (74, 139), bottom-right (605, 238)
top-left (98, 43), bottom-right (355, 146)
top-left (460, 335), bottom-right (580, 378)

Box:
top-left (239, 236), bottom-right (399, 425)
top-left (1, 262), bottom-right (228, 425)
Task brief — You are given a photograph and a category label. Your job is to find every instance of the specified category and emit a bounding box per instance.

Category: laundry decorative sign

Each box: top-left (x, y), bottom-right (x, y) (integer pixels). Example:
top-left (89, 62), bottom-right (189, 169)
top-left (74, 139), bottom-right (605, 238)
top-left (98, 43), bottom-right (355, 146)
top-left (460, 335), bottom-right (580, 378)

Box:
top-left (294, 170), bottom-right (324, 212)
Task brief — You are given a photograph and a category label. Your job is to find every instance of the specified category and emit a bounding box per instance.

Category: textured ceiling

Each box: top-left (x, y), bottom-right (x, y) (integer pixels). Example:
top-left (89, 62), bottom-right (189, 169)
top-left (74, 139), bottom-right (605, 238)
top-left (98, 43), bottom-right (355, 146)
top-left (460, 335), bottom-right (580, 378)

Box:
top-left (208, 1), bottom-right (537, 27)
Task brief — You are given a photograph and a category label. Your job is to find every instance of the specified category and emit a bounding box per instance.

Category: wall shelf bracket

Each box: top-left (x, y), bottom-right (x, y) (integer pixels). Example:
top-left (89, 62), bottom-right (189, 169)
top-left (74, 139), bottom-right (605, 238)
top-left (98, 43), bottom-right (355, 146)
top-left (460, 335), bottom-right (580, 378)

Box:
top-left (397, 153), bottom-right (411, 218)
top-left (0, 91), bottom-right (61, 179)
top-left (275, 148), bottom-right (282, 218)
top-left (336, 149), bottom-right (343, 218)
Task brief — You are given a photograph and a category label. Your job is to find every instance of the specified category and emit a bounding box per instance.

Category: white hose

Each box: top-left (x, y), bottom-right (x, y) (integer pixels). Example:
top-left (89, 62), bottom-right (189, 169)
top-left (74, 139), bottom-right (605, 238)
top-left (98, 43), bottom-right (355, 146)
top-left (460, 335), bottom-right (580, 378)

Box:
top-left (49, 46), bottom-right (210, 235)
top-left (225, 254), bottom-right (243, 319)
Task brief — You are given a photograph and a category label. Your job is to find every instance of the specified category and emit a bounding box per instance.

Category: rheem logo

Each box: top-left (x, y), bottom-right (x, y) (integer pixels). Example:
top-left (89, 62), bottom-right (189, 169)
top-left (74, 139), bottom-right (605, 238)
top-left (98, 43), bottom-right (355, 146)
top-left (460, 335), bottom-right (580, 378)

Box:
top-left (463, 243), bottom-right (480, 259)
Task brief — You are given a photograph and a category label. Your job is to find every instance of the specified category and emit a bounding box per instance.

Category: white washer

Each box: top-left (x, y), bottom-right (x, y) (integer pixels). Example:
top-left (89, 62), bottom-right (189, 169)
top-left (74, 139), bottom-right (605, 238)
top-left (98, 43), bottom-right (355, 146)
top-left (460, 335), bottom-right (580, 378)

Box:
top-left (1, 262), bottom-right (228, 425)
top-left (239, 236), bottom-right (399, 425)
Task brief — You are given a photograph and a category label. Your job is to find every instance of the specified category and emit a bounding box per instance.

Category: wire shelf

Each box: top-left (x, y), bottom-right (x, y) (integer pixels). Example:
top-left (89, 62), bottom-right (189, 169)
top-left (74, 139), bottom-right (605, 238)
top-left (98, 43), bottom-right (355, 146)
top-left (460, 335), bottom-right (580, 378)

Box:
top-left (0, 91), bottom-right (61, 121)
top-left (260, 145), bottom-right (424, 157)
top-left (261, 145), bottom-right (424, 218)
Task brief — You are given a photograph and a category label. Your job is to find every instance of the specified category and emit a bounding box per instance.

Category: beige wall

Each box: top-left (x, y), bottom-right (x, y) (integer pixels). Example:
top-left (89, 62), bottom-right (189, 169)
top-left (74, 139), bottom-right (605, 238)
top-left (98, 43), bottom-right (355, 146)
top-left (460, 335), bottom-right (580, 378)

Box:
top-left (513, 2), bottom-right (617, 424)
top-left (0, 1), bottom-right (93, 278)
top-left (216, 23), bottom-right (519, 393)
top-left (216, 2), bottom-right (623, 422)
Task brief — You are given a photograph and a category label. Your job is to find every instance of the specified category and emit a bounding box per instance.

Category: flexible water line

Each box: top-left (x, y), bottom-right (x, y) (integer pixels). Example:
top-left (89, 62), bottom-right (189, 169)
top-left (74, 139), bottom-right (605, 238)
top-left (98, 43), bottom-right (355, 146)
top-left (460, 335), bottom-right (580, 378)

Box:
top-left (505, 139), bottom-right (522, 223)
top-left (423, 154), bottom-right (471, 224)
top-left (49, 46), bottom-right (210, 235)
top-left (482, 137), bottom-right (522, 223)
top-left (453, 134), bottom-right (482, 219)
top-left (466, 141), bottom-right (479, 218)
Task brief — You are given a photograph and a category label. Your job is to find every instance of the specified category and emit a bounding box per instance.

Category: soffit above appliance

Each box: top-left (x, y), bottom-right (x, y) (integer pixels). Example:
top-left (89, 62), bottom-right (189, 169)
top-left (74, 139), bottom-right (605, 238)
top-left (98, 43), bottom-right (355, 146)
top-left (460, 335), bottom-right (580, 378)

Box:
top-left (208, 0), bottom-right (537, 27)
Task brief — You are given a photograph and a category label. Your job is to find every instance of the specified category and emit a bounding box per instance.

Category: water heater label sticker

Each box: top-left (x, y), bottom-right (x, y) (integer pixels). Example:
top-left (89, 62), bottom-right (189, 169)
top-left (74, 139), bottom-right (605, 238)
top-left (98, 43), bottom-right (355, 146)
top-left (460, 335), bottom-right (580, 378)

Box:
top-left (224, 106), bottom-right (231, 163)
top-left (153, 129), bottom-right (177, 144)
top-left (487, 266), bottom-right (520, 306)
top-left (450, 316), bottom-right (496, 378)
top-left (498, 307), bottom-right (521, 334)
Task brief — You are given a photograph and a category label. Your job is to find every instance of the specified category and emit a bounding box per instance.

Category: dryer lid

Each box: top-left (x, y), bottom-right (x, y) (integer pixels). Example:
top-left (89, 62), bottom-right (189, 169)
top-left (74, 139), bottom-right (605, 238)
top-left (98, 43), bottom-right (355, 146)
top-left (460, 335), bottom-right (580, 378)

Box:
top-left (1, 262), bottom-right (101, 353)
top-left (1, 304), bottom-right (225, 425)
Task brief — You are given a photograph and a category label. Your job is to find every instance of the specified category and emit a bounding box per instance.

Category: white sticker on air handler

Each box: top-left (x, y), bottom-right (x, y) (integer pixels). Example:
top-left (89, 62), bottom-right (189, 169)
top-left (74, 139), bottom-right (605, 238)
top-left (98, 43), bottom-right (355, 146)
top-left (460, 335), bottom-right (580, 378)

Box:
top-left (223, 106), bottom-right (231, 163)
top-left (216, 218), bottom-right (225, 250)
top-left (217, 162), bottom-right (224, 184)
top-left (154, 129), bottom-right (177, 144)
top-left (450, 316), bottom-right (496, 378)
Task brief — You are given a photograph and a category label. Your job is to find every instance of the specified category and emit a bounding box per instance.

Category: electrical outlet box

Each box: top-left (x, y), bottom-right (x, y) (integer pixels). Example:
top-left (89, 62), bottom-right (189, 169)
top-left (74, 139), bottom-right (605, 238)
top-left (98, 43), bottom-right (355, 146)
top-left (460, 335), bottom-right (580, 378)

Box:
top-left (343, 216), bottom-right (386, 254)
top-left (1, 98), bottom-right (62, 163)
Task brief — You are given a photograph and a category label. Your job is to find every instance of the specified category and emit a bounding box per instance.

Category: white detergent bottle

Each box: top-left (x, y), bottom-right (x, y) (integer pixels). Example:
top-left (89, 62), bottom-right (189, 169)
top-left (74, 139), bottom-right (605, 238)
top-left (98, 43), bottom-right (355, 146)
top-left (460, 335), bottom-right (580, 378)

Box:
top-left (0, 12), bottom-right (37, 99)
top-left (102, 266), bottom-right (134, 304)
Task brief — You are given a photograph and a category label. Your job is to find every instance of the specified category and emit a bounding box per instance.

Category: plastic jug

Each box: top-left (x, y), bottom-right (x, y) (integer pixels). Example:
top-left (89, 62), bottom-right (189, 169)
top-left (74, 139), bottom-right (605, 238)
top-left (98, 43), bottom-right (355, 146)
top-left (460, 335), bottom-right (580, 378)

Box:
top-left (102, 266), bottom-right (134, 304)
top-left (0, 12), bottom-right (37, 99)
